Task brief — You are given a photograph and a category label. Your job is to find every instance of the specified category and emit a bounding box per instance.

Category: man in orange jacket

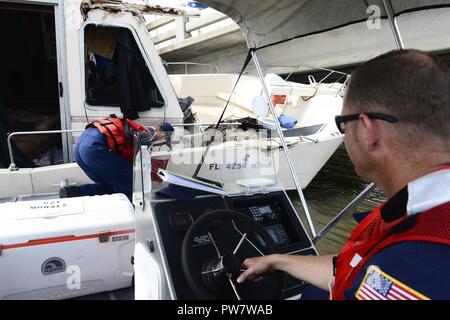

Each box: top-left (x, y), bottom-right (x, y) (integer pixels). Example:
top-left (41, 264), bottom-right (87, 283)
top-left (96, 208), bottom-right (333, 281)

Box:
top-left (237, 49), bottom-right (450, 300)
top-left (60, 115), bottom-right (173, 202)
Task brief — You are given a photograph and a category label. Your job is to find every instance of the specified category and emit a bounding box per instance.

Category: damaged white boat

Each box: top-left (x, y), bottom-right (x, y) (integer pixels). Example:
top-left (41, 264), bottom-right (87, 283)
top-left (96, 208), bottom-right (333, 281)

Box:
top-left (164, 71), bottom-right (345, 190)
top-left (0, 0), bottom-right (344, 199)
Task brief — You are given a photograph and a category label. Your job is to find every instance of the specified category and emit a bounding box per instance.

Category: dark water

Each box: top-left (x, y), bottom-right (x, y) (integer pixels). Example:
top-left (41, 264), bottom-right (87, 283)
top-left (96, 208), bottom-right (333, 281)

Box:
top-left (289, 144), bottom-right (386, 255)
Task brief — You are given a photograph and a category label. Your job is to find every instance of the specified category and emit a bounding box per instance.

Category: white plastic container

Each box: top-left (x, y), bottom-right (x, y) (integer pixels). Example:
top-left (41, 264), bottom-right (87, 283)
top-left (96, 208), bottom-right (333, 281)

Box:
top-left (0, 194), bottom-right (135, 300)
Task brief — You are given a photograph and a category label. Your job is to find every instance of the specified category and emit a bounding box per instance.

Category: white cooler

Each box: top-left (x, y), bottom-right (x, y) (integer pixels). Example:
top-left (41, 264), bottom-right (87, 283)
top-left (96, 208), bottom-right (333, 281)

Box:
top-left (0, 194), bottom-right (135, 300)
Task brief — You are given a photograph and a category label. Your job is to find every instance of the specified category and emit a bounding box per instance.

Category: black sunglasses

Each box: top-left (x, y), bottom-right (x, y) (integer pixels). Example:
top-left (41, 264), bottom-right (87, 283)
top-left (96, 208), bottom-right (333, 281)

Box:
top-left (335, 113), bottom-right (399, 134)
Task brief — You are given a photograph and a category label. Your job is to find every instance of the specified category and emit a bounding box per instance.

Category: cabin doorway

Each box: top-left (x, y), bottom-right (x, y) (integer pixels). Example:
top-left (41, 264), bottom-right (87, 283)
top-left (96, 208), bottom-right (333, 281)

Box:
top-left (0, 2), bottom-right (62, 168)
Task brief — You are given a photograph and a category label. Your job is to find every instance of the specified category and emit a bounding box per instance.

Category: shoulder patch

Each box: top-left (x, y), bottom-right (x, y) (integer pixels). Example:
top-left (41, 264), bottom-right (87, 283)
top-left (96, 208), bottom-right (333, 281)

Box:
top-left (355, 265), bottom-right (430, 300)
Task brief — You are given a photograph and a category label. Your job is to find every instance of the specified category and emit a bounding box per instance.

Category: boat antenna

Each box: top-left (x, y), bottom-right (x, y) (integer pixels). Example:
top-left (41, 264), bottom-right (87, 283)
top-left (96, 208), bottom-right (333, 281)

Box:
top-left (192, 49), bottom-right (254, 185)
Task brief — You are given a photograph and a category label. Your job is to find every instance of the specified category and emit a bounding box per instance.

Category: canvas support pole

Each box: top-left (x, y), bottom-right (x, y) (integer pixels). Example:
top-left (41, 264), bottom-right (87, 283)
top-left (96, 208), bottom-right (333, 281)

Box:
top-left (252, 50), bottom-right (316, 238)
top-left (382, 0), bottom-right (406, 49)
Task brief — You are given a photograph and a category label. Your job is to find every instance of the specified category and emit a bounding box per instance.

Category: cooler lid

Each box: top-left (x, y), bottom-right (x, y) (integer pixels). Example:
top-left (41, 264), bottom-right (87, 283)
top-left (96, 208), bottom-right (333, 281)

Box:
top-left (0, 194), bottom-right (134, 247)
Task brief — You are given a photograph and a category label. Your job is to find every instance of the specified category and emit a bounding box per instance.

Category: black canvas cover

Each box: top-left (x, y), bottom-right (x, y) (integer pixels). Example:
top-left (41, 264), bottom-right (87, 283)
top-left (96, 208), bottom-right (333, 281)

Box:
top-left (200, 0), bottom-right (450, 49)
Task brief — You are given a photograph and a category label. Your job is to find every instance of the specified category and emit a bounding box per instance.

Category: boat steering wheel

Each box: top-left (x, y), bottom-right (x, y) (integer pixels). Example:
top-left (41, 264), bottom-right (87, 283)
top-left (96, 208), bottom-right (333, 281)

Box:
top-left (181, 210), bottom-right (282, 300)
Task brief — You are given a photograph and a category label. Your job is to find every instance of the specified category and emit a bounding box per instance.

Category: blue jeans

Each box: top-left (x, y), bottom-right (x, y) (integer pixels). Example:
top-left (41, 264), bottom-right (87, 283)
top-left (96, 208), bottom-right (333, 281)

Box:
top-left (74, 127), bottom-right (132, 201)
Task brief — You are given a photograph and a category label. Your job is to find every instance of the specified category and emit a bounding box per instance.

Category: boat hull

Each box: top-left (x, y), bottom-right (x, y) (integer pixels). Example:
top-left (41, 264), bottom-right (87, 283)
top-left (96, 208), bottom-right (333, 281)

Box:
top-left (0, 134), bottom-right (342, 197)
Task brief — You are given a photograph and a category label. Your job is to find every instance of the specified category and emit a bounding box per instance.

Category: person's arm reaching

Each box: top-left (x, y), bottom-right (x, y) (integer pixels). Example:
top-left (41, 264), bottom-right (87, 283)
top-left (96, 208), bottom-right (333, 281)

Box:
top-left (237, 254), bottom-right (335, 291)
top-left (151, 122), bottom-right (174, 146)
top-left (137, 123), bottom-right (174, 147)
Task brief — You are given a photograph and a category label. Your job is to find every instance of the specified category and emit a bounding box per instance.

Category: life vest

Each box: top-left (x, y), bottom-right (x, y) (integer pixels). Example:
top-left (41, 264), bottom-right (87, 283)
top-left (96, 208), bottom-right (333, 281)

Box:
top-left (332, 201), bottom-right (450, 300)
top-left (87, 117), bottom-right (150, 163)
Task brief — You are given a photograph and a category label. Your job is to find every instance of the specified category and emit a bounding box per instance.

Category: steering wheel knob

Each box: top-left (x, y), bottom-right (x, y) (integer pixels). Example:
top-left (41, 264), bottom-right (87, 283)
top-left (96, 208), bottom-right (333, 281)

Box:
top-left (222, 254), bottom-right (242, 274)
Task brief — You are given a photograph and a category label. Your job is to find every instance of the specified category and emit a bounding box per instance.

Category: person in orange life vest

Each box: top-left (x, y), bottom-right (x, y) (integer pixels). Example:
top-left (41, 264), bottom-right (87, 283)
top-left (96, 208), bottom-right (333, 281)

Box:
top-left (59, 116), bottom-right (173, 202)
top-left (237, 49), bottom-right (450, 300)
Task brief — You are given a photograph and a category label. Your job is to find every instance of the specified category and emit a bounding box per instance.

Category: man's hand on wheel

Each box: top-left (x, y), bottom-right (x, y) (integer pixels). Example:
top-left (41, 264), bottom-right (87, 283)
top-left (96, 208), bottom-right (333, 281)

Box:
top-left (237, 255), bottom-right (277, 284)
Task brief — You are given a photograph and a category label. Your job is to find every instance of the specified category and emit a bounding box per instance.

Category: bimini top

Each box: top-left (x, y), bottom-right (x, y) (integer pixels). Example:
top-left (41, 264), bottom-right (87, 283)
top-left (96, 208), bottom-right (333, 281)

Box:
top-left (199, 0), bottom-right (450, 49)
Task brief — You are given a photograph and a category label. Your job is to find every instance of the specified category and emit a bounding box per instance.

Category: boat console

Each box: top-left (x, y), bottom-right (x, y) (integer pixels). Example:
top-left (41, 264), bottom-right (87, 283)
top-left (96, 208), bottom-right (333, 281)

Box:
top-left (133, 144), bottom-right (317, 300)
top-left (144, 190), bottom-right (316, 300)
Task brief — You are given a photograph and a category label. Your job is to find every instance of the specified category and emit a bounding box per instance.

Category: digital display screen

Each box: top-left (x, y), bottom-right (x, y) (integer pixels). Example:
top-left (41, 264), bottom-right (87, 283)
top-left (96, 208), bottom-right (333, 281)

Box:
top-left (265, 224), bottom-right (289, 246)
top-left (259, 206), bottom-right (272, 215)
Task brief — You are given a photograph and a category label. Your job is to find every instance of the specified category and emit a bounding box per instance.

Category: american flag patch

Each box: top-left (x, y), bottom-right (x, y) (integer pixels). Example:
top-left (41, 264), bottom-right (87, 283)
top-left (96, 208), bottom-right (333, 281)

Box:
top-left (355, 265), bottom-right (429, 300)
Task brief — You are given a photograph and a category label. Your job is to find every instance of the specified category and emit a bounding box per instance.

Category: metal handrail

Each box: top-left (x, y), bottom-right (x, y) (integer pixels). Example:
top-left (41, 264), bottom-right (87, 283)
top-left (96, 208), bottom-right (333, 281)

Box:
top-left (164, 61), bottom-right (220, 74)
top-left (6, 124), bottom-right (241, 170)
top-left (312, 182), bottom-right (377, 243)
top-left (262, 63), bottom-right (349, 100)
top-left (7, 129), bottom-right (84, 171)
top-left (265, 64), bottom-right (348, 78)
top-left (171, 122), bottom-right (240, 127)
top-left (265, 64), bottom-right (348, 90)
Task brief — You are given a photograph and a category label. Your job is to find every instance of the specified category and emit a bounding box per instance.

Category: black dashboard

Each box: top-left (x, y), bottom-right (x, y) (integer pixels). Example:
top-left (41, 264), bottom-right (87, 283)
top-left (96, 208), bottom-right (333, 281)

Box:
top-left (152, 191), bottom-right (317, 300)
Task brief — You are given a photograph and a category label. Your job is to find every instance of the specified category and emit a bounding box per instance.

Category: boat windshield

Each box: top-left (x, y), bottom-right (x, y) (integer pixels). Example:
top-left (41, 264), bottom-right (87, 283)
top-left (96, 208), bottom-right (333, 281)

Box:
top-left (132, 129), bottom-right (282, 200)
top-left (196, 138), bottom-right (281, 195)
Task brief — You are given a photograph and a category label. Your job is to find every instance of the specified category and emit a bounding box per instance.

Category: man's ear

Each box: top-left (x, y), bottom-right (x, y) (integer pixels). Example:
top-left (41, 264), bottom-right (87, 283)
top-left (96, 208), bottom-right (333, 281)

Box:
top-left (359, 114), bottom-right (380, 152)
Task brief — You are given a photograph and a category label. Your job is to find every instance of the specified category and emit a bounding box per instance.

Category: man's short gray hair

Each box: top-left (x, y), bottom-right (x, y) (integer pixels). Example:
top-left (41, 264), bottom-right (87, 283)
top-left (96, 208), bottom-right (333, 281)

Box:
top-left (345, 49), bottom-right (450, 149)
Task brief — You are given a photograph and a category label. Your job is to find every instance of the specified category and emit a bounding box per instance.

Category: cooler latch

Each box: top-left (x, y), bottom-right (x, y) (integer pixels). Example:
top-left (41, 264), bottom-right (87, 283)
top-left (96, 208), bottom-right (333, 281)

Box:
top-left (98, 231), bottom-right (110, 243)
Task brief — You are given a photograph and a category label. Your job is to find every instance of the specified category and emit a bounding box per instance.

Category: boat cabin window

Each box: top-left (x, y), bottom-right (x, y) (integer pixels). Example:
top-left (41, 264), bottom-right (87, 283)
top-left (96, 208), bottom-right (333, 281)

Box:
top-left (84, 25), bottom-right (165, 115)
